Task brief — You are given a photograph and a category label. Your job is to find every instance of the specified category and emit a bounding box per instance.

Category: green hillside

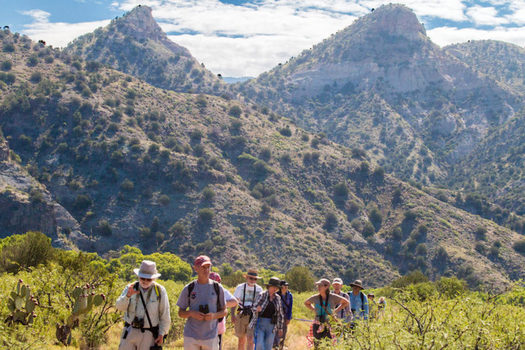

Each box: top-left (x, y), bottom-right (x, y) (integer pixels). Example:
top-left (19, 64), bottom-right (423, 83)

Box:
top-left (1, 25), bottom-right (525, 287)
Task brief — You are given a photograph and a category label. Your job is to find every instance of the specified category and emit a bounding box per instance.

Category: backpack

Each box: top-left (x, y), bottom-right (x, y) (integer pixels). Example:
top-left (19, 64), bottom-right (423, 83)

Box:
top-left (187, 280), bottom-right (224, 322)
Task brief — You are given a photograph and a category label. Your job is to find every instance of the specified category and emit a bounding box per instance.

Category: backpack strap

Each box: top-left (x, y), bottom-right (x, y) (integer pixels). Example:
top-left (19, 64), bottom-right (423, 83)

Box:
top-left (154, 283), bottom-right (161, 302)
top-left (213, 281), bottom-right (224, 322)
top-left (360, 291), bottom-right (365, 314)
top-left (187, 281), bottom-right (196, 306)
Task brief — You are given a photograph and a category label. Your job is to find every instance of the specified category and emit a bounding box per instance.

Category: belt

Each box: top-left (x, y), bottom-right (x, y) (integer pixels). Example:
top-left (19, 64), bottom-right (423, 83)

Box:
top-left (124, 321), bottom-right (158, 331)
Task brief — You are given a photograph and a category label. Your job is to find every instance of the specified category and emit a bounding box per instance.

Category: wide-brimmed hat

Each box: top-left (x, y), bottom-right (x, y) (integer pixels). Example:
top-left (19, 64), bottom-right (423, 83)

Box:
top-left (332, 278), bottom-right (343, 285)
top-left (266, 276), bottom-right (281, 288)
top-left (315, 278), bottom-right (331, 286)
top-left (349, 279), bottom-right (364, 290)
top-left (194, 255), bottom-right (212, 267)
top-left (367, 293), bottom-right (375, 297)
top-left (134, 260), bottom-right (161, 279)
top-left (244, 268), bottom-right (262, 279)
top-left (280, 280), bottom-right (289, 287)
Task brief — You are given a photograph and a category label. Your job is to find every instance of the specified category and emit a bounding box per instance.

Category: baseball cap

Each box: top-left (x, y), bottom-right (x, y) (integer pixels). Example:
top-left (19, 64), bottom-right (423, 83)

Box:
top-left (332, 278), bottom-right (343, 285)
top-left (194, 255), bottom-right (212, 267)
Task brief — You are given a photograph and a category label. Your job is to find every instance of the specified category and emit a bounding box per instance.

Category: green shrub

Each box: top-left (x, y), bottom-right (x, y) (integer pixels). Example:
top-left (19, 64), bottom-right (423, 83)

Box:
top-left (436, 276), bottom-right (466, 299)
top-left (333, 182), bottom-right (349, 198)
top-left (1, 60), bottom-right (12, 71)
top-left (285, 266), bottom-right (315, 293)
top-left (324, 211), bottom-right (338, 231)
top-left (198, 208), bottom-right (214, 225)
top-left (96, 220), bottom-right (112, 236)
top-left (73, 194), bottom-right (92, 210)
top-left (120, 179), bottom-right (134, 192)
top-left (513, 239), bottom-right (525, 255)
top-left (229, 105), bottom-right (242, 118)
top-left (279, 126), bottom-right (292, 137)
top-left (391, 270), bottom-right (428, 288)
top-left (202, 187), bottom-right (215, 201)
top-left (0, 231), bottom-right (54, 273)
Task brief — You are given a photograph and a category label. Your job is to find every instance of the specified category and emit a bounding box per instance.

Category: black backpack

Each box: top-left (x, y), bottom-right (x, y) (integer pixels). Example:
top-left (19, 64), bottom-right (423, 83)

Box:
top-left (187, 280), bottom-right (225, 322)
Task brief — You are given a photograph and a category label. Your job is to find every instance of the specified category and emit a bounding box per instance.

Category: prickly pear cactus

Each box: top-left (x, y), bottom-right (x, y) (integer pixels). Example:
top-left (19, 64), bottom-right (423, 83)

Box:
top-left (56, 284), bottom-right (106, 345)
top-left (5, 279), bottom-right (38, 326)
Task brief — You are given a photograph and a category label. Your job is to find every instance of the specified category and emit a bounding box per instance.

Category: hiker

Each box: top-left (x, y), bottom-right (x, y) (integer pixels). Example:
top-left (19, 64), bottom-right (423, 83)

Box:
top-left (209, 272), bottom-right (239, 350)
top-left (249, 277), bottom-right (285, 350)
top-left (304, 278), bottom-right (349, 349)
top-left (349, 280), bottom-right (369, 320)
top-left (273, 280), bottom-right (293, 350)
top-left (177, 255), bottom-right (228, 350)
top-left (377, 296), bottom-right (387, 319)
top-left (232, 269), bottom-right (263, 350)
top-left (116, 260), bottom-right (171, 350)
top-left (332, 278), bottom-right (352, 322)
top-left (367, 293), bottom-right (376, 319)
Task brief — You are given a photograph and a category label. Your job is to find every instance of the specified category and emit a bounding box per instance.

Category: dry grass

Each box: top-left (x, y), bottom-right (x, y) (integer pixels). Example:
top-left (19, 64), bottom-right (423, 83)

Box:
top-left (94, 319), bottom-right (311, 349)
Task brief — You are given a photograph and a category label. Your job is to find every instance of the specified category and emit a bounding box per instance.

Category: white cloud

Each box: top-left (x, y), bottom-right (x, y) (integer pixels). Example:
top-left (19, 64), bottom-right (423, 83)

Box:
top-left (466, 5), bottom-right (509, 26)
top-left (428, 25), bottom-right (525, 47)
top-left (360, 0), bottom-right (467, 22)
top-left (20, 9), bottom-right (109, 48)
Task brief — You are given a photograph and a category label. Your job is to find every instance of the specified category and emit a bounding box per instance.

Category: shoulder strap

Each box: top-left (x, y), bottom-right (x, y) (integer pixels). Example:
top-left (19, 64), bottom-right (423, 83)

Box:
top-left (360, 292), bottom-right (365, 313)
top-left (242, 283), bottom-right (247, 307)
top-left (213, 281), bottom-right (224, 322)
top-left (187, 281), bottom-right (195, 306)
top-left (154, 283), bottom-right (161, 301)
top-left (139, 290), bottom-right (154, 328)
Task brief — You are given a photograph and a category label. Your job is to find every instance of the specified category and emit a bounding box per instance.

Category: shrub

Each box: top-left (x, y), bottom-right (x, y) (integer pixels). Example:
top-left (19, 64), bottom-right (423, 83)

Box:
top-left (475, 226), bottom-right (487, 240)
top-left (73, 194), bottom-right (92, 210)
top-left (190, 129), bottom-right (203, 142)
top-left (285, 266), bottom-right (315, 293)
top-left (229, 105), bottom-right (242, 118)
top-left (260, 147), bottom-right (272, 161)
top-left (279, 126), bottom-right (292, 137)
top-left (120, 179), bottom-right (134, 192)
top-left (333, 182), bottom-right (349, 198)
top-left (436, 277), bottom-right (466, 299)
top-left (1, 60), bottom-right (12, 71)
top-left (513, 239), bottom-right (525, 255)
top-left (324, 211), bottom-right (338, 231)
top-left (96, 220), bottom-right (112, 236)
top-left (362, 221), bottom-right (375, 237)
top-left (202, 187), bottom-right (215, 201)
top-left (0, 231), bottom-right (54, 273)
top-left (369, 207), bottom-right (382, 228)
top-left (198, 208), bottom-right (214, 225)
top-left (391, 270), bottom-right (429, 288)
top-left (159, 194), bottom-right (170, 206)
top-left (27, 55), bottom-right (38, 67)
top-left (29, 71), bottom-right (42, 83)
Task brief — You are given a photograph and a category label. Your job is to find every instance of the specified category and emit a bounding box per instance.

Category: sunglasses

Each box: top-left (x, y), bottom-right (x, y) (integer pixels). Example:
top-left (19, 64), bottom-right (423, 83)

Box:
top-left (140, 277), bottom-right (152, 282)
top-left (318, 284), bottom-right (329, 287)
top-left (247, 277), bottom-right (258, 281)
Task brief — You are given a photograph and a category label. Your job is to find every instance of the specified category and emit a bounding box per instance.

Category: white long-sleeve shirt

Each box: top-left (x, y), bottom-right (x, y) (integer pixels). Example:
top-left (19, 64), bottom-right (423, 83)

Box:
top-left (116, 282), bottom-right (171, 336)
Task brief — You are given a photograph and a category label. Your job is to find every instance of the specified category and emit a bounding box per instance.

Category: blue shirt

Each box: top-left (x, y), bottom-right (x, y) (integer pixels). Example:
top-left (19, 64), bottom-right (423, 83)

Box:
top-left (349, 292), bottom-right (369, 320)
top-left (278, 291), bottom-right (293, 320)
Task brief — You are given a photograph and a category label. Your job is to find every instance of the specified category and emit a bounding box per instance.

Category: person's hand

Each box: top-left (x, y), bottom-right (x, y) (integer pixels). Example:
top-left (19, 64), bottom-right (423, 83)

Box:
top-left (126, 283), bottom-right (140, 298)
top-left (155, 335), bottom-right (164, 345)
top-left (203, 313), bottom-right (215, 321)
top-left (256, 306), bottom-right (262, 312)
top-left (190, 311), bottom-right (205, 321)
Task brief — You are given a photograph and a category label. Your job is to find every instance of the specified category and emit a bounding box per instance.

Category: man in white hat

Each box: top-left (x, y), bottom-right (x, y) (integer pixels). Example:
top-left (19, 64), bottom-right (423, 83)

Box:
top-left (332, 278), bottom-right (352, 322)
top-left (116, 260), bottom-right (171, 350)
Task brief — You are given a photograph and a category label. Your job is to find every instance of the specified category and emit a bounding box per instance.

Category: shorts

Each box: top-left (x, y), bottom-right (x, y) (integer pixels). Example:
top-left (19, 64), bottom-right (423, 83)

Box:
top-left (234, 313), bottom-right (254, 338)
top-left (184, 336), bottom-right (217, 350)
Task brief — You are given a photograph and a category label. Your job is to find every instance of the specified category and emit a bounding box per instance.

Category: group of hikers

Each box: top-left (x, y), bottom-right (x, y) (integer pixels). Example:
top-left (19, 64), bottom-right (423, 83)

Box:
top-left (116, 256), bottom-right (386, 350)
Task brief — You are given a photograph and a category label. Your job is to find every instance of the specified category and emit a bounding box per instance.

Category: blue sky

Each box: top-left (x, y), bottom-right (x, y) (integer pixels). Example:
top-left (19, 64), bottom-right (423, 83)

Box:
top-left (1, 0), bottom-right (524, 77)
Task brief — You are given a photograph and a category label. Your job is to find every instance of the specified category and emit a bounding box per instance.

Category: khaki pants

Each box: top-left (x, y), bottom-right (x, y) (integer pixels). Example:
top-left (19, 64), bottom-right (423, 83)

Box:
top-left (119, 326), bottom-right (155, 350)
top-left (184, 336), bottom-right (218, 350)
top-left (234, 314), bottom-right (254, 338)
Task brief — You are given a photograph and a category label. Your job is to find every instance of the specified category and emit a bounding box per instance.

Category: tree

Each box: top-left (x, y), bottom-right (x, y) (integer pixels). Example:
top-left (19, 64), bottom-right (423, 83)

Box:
top-left (229, 105), bottom-right (242, 118)
top-left (285, 266), bottom-right (315, 293)
top-left (0, 231), bottom-right (54, 273)
top-left (324, 211), bottom-right (338, 231)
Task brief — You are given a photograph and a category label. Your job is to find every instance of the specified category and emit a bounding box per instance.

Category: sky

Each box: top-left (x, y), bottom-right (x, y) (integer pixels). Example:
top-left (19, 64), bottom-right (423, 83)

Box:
top-left (1, 0), bottom-right (524, 77)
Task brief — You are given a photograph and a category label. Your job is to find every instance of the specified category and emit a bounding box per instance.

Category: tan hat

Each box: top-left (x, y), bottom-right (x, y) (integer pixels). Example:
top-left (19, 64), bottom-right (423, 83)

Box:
top-left (244, 268), bottom-right (262, 279)
top-left (315, 278), bottom-right (331, 286)
top-left (134, 260), bottom-right (161, 279)
top-left (332, 278), bottom-right (343, 285)
top-left (349, 279), bottom-right (364, 290)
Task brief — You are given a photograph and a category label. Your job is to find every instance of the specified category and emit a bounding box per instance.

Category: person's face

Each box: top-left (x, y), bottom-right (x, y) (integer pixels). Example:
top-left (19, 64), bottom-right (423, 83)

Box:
top-left (369, 296), bottom-right (374, 301)
top-left (317, 283), bottom-right (330, 293)
top-left (352, 286), bottom-right (361, 294)
top-left (268, 286), bottom-right (279, 295)
top-left (333, 283), bottom-right (342, 292)
top-left (246, 276), bottom-right (258, 286)
top-left (281, 285), bottom-right (288, 294)
top-left (139, 277), bottom-right (154, 289)
top-left (194, 263), bottom-right (211, 278)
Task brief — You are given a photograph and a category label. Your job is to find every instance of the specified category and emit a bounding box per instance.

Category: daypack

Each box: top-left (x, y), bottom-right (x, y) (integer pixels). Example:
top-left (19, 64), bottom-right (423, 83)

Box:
top-left (187, 280), bottom-right (224, 322)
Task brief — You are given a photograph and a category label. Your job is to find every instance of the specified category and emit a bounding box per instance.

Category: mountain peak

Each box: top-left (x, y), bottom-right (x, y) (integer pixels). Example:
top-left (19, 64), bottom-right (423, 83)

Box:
top-left (115, 5), bottom-right (164, 41)
top-left (362, 4), bottom-right (426, 40)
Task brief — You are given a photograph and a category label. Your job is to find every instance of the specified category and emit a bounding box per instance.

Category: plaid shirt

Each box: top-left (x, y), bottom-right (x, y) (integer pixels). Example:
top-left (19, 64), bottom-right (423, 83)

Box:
top-left (249, 291), bottom-right (284, 332)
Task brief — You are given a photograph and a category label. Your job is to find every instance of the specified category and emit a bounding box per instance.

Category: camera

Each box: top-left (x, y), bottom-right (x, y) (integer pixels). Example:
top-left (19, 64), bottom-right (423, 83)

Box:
top-left (239, 307), bottom-right (253, 317)
top-left (131, 317), bottom-right (144, 329)
top-left (199, 304), bottom-right (209, 314)
top-left (133, 282), bottom-right (140, 291)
